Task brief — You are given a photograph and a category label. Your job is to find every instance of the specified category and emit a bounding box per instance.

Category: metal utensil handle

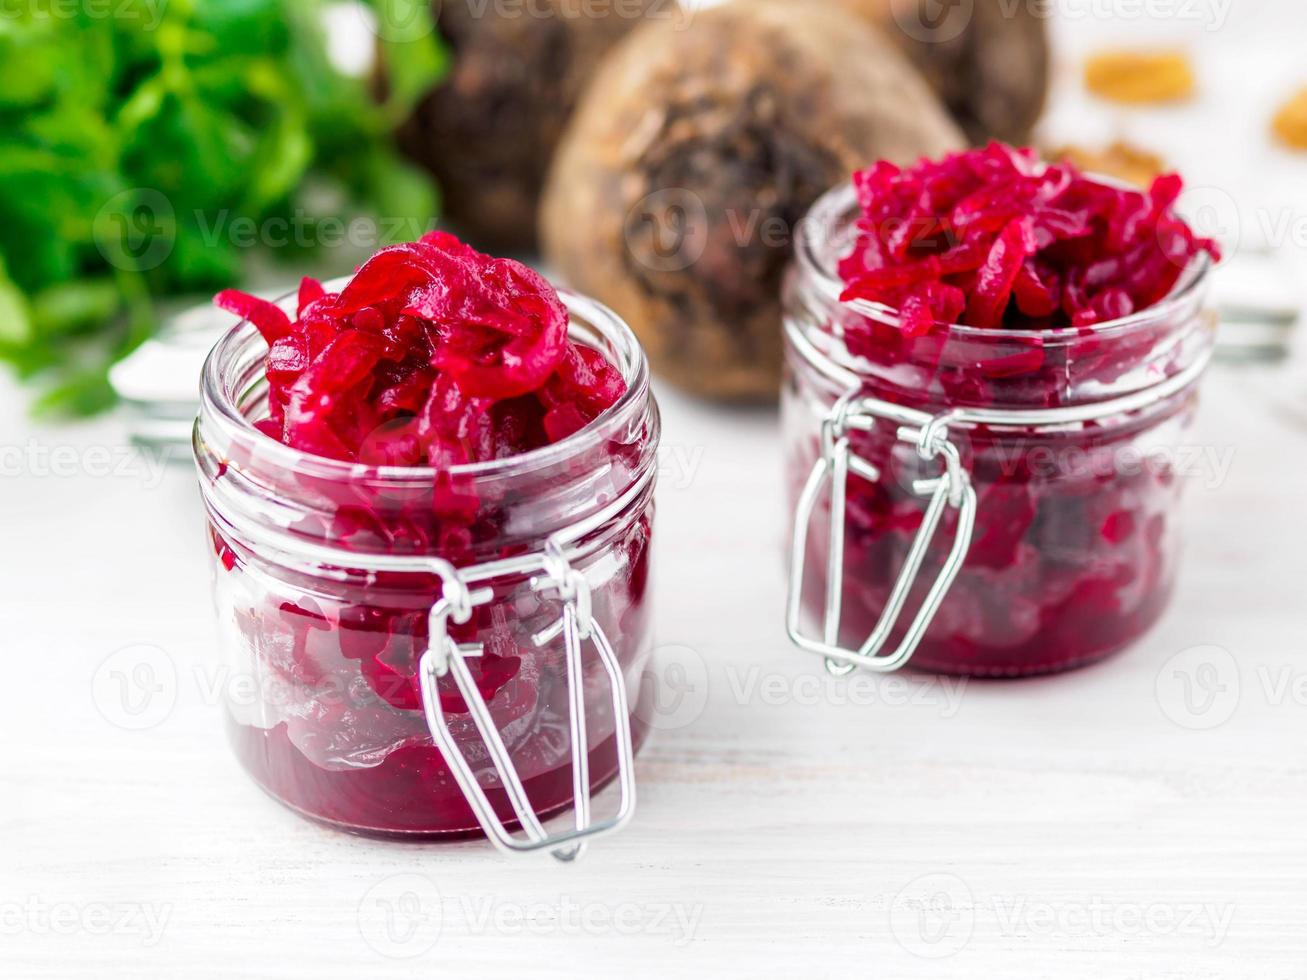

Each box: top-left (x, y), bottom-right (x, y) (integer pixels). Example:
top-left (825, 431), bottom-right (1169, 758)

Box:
top-left (786, 395), bottom-right (977, 675)
top-left (418, 550), bottom-right (637, 863)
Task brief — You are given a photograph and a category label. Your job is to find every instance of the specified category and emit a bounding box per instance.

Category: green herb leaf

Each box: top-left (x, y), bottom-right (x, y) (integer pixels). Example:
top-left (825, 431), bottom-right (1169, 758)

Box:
top-left (0, 259), bottom-right (33, 346)
top-left (30, 279), bottom-right (123, 337)
top-left (0, 1), bottom-right (448, 413)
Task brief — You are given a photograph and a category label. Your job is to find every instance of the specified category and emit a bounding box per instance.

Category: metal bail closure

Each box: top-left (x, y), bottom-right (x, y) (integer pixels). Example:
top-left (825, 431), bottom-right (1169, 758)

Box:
top-left (786, 394), bottom-right (978, 676)
top-left (418, 549), bottom-right (637, 863)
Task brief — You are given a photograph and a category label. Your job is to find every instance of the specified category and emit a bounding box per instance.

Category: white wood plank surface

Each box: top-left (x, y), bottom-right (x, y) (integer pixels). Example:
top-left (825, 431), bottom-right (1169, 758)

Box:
top-left (4, 359), bottom-right (1307, 979)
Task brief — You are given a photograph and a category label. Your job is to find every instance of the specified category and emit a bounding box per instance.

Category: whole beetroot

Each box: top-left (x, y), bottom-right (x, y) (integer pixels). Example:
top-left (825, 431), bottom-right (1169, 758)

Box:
top-left (397, 0), bottom-right (681, 252)
top-left (540, 0), bottom-right (964, 400)
top-left (829, 0), bottom-right (1050, 145)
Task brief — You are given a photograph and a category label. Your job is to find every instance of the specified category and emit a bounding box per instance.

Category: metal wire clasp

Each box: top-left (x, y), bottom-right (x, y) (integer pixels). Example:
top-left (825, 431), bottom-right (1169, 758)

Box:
top-left (417, 545), bottom-right (636, 863)
top-left (786, 393), bottom-right (978, 676)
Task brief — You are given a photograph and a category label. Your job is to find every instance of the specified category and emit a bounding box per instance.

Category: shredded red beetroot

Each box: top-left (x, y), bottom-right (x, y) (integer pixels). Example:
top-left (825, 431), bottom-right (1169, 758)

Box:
top-left (838, 143), bottom-right (1220, 334)
top-left (788, 143), bottom-right (1219, 678)
top-left (215, 232), bottom-right (625, 466)
top-left (207, 235), bottom-right (654, 834)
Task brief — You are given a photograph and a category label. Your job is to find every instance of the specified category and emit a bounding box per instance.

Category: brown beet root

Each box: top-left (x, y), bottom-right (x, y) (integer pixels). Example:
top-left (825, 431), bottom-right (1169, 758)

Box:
top-left (830, 0), bottom-right (1050, 145)
top-left (397, 0), bottom-right (680, 252)
top-left (540, 0), bottom-right (963, 400)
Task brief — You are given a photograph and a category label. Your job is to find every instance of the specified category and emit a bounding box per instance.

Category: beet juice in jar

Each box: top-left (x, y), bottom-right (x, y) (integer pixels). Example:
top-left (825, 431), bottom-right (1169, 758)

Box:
top-left (194, 234), bottom-right (659, 856)
top-left (783, 145), bottom-right (1219, 678)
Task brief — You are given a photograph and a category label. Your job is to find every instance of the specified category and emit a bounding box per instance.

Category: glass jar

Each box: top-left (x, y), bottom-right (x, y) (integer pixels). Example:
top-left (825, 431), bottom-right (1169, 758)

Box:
top-left (782, 183), bottom-right (1217, 678)
top-left (194, 285), bottom-right (659, 858)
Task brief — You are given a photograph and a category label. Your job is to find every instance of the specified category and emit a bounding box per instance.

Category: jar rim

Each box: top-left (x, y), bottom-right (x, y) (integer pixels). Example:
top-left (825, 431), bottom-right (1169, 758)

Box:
top-left (795, 180), bottom-right (1216, 344)
top-left (198, 279), bottom-right (652, 485)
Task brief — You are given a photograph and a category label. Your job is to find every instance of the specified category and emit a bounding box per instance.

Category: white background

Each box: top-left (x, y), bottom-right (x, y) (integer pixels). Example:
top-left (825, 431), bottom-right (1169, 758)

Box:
top-left (5, 2), bottom-right (1307, 978)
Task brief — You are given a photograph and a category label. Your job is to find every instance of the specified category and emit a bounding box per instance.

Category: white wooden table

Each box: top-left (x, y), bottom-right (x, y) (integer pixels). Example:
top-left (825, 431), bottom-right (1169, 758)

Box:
top-left (5, 356), bottom-right (1307, 979)
top-left (8, 5), bottom-right (1307, 978)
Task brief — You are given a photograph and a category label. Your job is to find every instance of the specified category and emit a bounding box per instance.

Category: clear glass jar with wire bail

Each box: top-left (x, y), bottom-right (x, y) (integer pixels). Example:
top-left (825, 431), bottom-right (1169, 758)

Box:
top-left (782, 182), bottom-right (1218, 678)
top-left (194, 284), bottom-right (659, 860)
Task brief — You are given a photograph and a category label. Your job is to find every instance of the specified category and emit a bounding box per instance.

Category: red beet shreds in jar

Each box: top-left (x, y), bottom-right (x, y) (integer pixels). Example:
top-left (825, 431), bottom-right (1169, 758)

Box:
top-left (783, 145), bottom-right (1219, 678)
top-left (196, 235), bottom-right (660, 857)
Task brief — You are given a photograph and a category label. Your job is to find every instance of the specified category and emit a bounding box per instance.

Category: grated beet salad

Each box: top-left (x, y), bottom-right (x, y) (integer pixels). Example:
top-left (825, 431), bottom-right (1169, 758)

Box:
top-left (215, 230), bottom-right (627, 466)
top-left (838, 142), bottom-right (1219, 337)
top-left (784, 144), bottom-right (1219, 676)
top-left (203, 233), bottom-right (655, 836)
